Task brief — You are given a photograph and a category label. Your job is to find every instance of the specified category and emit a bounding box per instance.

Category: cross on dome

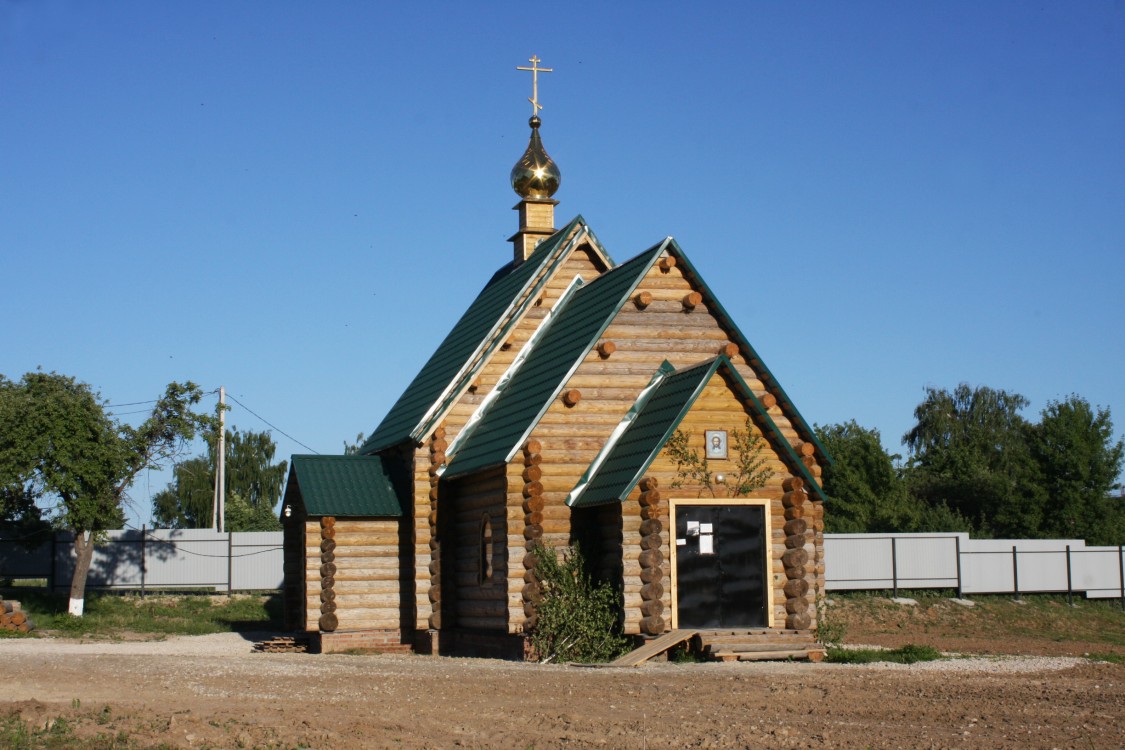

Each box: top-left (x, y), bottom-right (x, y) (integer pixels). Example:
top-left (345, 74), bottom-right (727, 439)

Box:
top-left (516, 55), bottom-right (553, 117)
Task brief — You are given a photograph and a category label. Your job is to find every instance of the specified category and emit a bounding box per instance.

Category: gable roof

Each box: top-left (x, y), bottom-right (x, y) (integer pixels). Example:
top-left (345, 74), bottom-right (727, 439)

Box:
top-left (288, 454), bottom-right (405, 517)
top-left (568, 356), bottom-right (827, 508)
top-left (442, 240), bottom-right (671, 479)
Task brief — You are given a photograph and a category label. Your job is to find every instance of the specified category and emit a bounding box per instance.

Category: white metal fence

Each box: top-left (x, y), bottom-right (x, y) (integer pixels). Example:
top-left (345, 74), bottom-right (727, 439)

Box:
top-left (825, 533), bottom-right (1125, 602)
top-left (0, 529), bottom-right (283, 592)
top-left (2, 530), bottom-right (1123, 604)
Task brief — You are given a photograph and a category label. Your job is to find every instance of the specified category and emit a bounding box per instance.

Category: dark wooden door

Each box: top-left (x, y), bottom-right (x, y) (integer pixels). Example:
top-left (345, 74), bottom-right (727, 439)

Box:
top-left (674, 504), bottom-right (767, 629)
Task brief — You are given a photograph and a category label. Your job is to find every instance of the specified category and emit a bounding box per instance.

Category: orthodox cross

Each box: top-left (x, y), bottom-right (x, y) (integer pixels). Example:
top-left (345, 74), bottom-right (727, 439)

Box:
top-left (516, 55), bottom-right (553, 116)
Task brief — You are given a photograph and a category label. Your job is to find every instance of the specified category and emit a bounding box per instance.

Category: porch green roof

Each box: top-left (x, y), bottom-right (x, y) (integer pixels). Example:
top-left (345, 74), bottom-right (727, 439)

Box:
top-left (567, 356), bottom-right (828, 508)
top-left (289, 454), bottom-right (405, 517)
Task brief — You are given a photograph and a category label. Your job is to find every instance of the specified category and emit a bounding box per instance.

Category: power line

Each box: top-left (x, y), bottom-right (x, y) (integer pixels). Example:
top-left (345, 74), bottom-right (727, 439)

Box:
top-left (224, 393), bottom-right (319, 454)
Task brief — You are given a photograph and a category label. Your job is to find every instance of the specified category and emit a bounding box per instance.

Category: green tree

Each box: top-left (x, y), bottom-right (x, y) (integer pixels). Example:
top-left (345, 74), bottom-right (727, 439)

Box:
top-left (152, 428), bottom-right (287, 531)
top-left (903, 384), bottom-right (1045, 537)
top-left (343, 432), bottom-right (366, 455)
top-left (0, 372), bottom-right (213, 616)
top-left (816, 420), bottom-right (969, 533)
top-left (1028, 396), bottom-right (1124, 544)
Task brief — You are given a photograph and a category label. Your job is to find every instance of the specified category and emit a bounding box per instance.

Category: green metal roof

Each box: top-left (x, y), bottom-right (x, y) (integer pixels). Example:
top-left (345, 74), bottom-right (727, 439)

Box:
top-left (569, 359), bottom-right (713, 508)
top-left (289, 454), bottom-right (405, 517)
top-left (360, 216), bottom-right (596, 455)
top-left (442, 240), bottom-right (670, 478)
top-left (567, 356), bottom-right (827, 508)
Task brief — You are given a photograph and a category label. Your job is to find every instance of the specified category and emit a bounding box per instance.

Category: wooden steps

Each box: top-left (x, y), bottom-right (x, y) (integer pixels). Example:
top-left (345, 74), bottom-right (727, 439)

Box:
top-left (611, 629), bottom-right (697, 666)
top-left (694, 629), bottom-right (825, 663)
top-left (253, 635), bottom-right (311, 653)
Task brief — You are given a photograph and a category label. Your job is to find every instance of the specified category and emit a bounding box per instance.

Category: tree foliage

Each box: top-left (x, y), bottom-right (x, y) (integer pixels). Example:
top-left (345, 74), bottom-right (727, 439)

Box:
top-left (528, 543), bottom-right (629, 664)
top-left (815, 420), bottom-right (968, 533)
top-left (817, 386), bottom-right (1122, 543)
top-left (1028, 395), bottom-right (1124, 544)
top-left (0, 372), bottom-right (214, 614)
top-left (903, 384), bottom-right (1046, 537)
top-left (152, 428), bottom-right (287, 531)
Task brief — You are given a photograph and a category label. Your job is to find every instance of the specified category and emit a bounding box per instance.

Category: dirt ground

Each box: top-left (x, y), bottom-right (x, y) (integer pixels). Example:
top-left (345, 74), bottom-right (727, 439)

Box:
top-left (1, 598), bottom-right (1123, 749)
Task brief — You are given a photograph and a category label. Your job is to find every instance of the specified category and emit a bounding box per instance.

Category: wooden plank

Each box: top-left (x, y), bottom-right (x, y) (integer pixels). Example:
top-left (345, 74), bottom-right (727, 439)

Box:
top-left (610, 629), bottom-right (697, 667)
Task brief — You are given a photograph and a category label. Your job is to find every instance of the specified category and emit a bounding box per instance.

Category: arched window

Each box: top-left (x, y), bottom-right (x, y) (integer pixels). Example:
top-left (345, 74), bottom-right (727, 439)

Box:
top-left (479, 513), bottom-right (494, 585)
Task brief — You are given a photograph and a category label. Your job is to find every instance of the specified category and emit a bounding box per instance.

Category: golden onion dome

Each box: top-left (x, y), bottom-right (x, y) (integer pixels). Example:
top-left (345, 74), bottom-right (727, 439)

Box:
top-left (510, 116), bottom-right (560, 199)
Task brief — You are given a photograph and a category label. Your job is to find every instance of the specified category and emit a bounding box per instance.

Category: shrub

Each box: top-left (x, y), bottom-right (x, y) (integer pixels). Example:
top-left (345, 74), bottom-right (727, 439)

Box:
top-left (528, 543), bottom-right (629, 663)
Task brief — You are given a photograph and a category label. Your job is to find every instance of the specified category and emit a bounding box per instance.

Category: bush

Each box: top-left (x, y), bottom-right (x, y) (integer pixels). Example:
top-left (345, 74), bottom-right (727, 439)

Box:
top-left (528, 543), bottom-right (629, 663)
top-left (826, 643), bottom-right (943, 664)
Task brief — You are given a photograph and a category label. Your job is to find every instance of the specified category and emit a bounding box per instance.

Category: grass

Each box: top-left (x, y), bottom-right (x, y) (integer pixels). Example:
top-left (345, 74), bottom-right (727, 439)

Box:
top-left (825, 643), bottom-right (944, 665)
top-left (3, 589), bottom-right (282, 637)
top-left (830, 591), bottom-right (1125, 649)
top-left (0, 714), bottom-right (175, 750)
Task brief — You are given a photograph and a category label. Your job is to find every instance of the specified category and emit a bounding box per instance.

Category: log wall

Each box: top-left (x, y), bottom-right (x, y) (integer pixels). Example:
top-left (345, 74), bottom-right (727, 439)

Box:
top-left (447, 467), bottom-right (508, 632)
top-left (304, 517), bottom-right (407, 631)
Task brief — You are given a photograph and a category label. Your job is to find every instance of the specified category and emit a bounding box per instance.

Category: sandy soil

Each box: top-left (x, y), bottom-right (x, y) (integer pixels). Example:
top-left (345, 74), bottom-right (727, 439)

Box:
top-left (1, 629), bottom-right (1123, 749)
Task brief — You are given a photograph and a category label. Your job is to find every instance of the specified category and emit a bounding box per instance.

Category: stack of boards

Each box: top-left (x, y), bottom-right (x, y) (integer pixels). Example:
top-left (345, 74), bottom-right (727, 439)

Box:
top-left (0, 596), bottom-right (34, 633)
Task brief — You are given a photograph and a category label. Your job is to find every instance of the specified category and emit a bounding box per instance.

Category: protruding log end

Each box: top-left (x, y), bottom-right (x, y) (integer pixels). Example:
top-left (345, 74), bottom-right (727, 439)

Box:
top-left (639, 615), bottom-right (666, 635)
top-left (562, 389), bottom-right (582, 407)
top-left (782, 548), bottom-right (809, 570)
top-left (318, 613), bottom-right (339, 632)
top-left (634, 291), bottom-right (653, 310)
top-left (638, 489), bottom-right (662, 507)
top-left (638, 548), bottom-right (664, 569)
top-left (719, 342), bottom-right (739, 359)
top-left (522, 481), bottom-right (544, 498)
top-left (524, 438), bottom-right (542, 456)
top-left (639, 477), bottom-right (659, 492)
top-left (522, 465), bottom-right (543, 483)
top-left (786, 612), bottom-right (812, 631)
top-left (682, 291), bottom-right (703, 310)
top-left (782, 476), bottom-right (805, 492)
top-left (320, 516), bottom-right (336, 529)
top-left (658, 255), bottom-right (677, 272)
top-left (759, 392), bottom-right (778, 409)
top-left (797, 441), bottom-right (816, 457)
top-left (781, 490), bottom-right (807, 509)
top-left (597, 340), bottom-right (617, 358)
top-left (783, 578), bottom-right (810, 599)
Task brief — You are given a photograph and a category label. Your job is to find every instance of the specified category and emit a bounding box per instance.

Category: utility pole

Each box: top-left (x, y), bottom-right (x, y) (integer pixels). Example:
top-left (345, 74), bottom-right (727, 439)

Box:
top-left (212, 386), bottom-right (226, 532)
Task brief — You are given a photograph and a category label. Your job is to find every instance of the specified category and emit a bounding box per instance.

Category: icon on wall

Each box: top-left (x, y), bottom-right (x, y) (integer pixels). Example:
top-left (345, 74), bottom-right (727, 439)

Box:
top-left (705, 430), bottom-right (728, 460)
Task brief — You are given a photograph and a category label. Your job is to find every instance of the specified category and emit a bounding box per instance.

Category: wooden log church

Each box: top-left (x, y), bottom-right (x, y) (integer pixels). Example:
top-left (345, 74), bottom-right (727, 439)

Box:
top-left (280, 57), bottom-right (831, 658)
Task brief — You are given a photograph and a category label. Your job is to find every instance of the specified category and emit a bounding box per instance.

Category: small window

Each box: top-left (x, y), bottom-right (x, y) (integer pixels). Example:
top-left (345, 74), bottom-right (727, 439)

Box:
top-left (479, 513), bottom-right (494, 585)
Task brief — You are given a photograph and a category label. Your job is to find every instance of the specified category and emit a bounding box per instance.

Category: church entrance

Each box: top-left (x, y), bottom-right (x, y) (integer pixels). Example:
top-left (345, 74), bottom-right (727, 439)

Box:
top-left (670, 500), bottom-right (770, 629)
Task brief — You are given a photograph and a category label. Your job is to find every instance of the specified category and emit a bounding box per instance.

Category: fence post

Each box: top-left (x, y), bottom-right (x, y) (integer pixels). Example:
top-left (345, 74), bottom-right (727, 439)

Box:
top-left (140, 525), bottom-right (147, 599)
top-left (49, 533), bottom-right (57, 591)
top-left (1011, 545), bottom-right (1020, 602)
top-left (1065, 545), bottom-right (1073, 607)
top-left (227, 531), bottom-right (234, 595)
top-left (891, 537), bottom-right (898, 598)
top-left (1118, 545), bottom-right (1123, 613)
top-left (954, 535), bottom-right (963, 599)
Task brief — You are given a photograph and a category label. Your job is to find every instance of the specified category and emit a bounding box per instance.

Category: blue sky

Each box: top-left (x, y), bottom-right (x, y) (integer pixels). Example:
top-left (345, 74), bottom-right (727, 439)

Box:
top-left (2, 1), bottom-right (1122, 526)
